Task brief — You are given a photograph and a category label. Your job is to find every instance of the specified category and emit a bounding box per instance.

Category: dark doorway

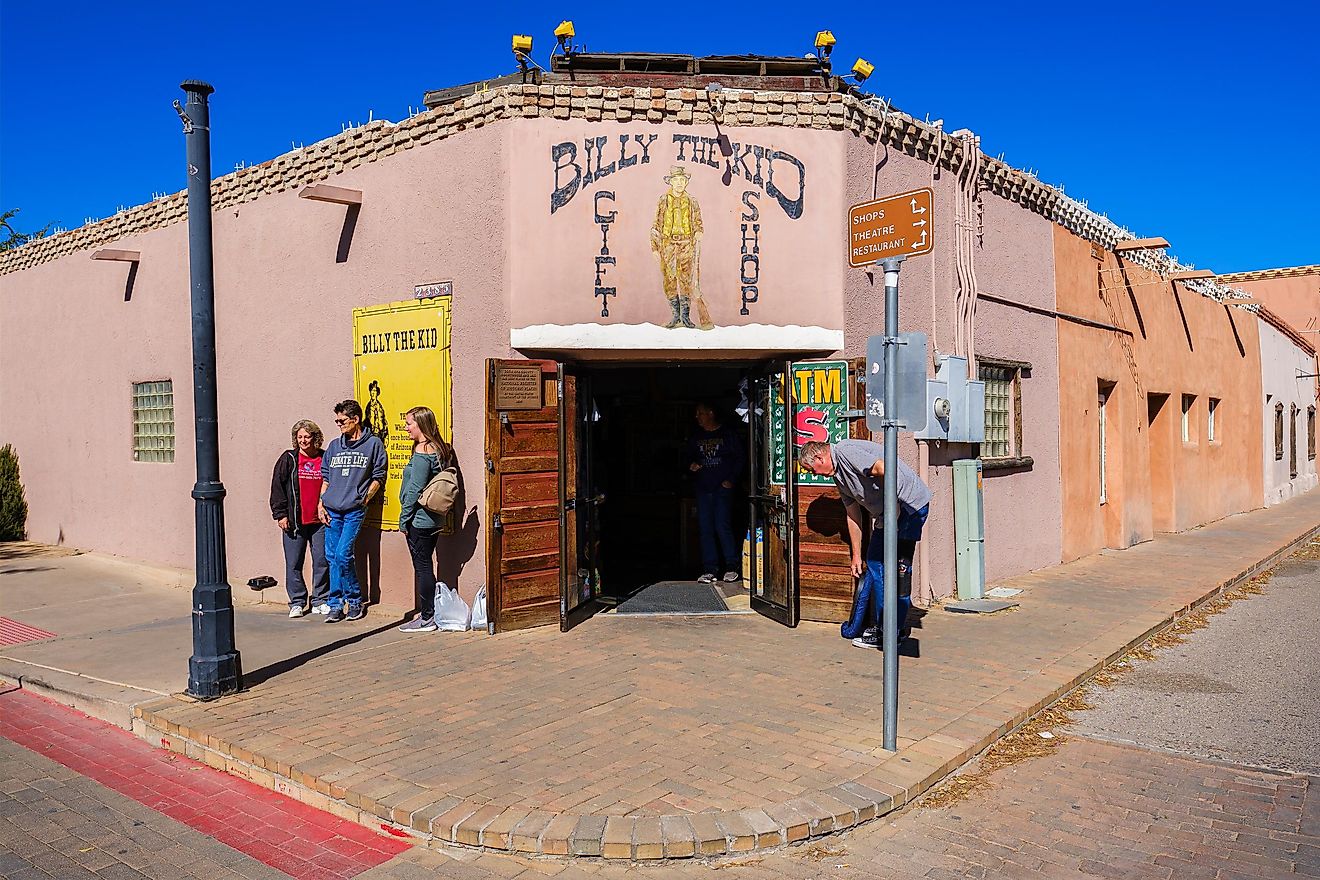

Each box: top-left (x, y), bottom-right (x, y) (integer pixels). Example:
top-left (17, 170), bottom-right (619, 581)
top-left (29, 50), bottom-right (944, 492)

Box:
top-left (579, 364), bottom-right (749, 600)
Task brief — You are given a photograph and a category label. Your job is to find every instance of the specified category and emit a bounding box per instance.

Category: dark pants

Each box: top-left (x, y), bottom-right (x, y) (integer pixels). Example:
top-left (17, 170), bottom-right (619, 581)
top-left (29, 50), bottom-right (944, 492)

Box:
top-left (282, 522), bottom-right (328, 608)
top-left (696, 487), bottom-right (739, 575)
top-left (842, 505), bottom-right (928, 640)
top-left (405, 525), bottom-right (440, 620)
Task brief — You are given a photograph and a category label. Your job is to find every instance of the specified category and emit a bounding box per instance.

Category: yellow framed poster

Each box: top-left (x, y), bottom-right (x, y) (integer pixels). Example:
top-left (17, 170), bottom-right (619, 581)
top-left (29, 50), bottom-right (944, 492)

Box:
top-left (352, 296), bottom-right (453, 530)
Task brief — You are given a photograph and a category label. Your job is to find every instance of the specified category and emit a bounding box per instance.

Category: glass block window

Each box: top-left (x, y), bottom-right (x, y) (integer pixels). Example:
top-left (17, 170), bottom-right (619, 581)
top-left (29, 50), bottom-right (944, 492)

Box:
top-left (132, 380), bottom-right (175, 462)
top-left (978, 361), bottom-right (1022, 461)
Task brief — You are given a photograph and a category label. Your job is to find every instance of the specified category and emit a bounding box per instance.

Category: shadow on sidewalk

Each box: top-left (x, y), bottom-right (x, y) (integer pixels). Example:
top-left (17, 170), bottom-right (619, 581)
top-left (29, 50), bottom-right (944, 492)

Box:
top-left (242, 614), bottom-right (408, 688)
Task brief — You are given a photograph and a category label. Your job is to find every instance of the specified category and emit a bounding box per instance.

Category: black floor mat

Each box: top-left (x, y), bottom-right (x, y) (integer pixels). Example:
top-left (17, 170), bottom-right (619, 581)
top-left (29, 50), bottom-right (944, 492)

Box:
top-left (613, 581), bottom-right (729, 614)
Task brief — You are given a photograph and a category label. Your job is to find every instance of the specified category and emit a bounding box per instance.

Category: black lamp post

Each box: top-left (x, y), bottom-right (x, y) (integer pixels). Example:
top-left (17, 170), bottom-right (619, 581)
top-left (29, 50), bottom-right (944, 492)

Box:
top-left (177, 80), bottom-right (242, 699)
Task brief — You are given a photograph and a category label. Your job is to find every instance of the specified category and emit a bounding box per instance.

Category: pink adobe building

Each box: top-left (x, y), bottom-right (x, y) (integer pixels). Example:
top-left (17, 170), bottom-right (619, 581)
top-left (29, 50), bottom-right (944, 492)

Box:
top-left (0, 51), bottom-right (1310, 634)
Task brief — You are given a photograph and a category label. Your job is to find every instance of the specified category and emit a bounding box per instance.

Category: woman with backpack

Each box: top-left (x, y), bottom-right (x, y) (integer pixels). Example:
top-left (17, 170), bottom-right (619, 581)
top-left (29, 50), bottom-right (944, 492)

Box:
top-left (269, 419), bottom-right (330, 617)
top-left (397, 405), bottom-right (454, 633)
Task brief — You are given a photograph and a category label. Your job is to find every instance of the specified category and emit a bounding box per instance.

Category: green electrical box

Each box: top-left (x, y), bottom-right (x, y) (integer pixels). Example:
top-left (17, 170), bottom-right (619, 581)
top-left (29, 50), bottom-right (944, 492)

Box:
top-left (953, 459), bottom-right (985, 600)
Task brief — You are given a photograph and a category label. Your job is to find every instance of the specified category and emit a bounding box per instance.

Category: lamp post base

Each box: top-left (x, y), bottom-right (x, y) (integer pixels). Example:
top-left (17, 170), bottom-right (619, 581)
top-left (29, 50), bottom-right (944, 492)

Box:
top-left (187, 652), bottom-right (243, 700)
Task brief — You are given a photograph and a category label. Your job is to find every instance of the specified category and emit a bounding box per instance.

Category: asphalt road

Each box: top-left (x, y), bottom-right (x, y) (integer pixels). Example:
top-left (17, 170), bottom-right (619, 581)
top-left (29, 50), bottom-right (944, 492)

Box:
top-left (1074, 541), bottom-right (1320, 775)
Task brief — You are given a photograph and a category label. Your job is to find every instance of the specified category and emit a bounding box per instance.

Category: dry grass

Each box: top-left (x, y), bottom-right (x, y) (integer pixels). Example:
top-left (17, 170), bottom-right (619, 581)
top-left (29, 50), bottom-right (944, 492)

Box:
top-left (916, 535), bottom-right (1315, 810)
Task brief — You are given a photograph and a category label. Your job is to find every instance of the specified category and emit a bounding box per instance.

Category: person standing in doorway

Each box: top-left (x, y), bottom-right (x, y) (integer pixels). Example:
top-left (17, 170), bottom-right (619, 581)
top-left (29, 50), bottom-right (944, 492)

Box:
top-left (396, 406), bottom-right (453, 634)
top-left (318, 399), bottom-right (386, 623)
top-left (687, 402), bottom-right (745, 585)
top-left (799, 439), bottom-right (931, 649)
top-left (268, 419), bottom-right (329, 617)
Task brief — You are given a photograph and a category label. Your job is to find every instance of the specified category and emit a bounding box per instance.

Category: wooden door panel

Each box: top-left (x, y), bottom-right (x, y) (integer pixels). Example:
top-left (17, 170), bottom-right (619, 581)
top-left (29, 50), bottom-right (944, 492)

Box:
top-left (796, 360), bottom-right (865, 623)
top-left (487, 359), bottom-right (562, 632)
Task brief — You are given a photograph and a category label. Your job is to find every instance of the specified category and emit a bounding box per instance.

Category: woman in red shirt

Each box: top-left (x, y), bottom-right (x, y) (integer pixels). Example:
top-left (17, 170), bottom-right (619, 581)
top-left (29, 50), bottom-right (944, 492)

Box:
top-left (269, 420), bottom-right (329, 617)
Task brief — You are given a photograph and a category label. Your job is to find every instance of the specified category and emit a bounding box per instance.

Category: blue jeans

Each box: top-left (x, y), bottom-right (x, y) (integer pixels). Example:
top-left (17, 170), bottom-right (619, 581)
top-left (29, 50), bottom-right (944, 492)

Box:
top-left (324, 507), bottom-right (366, 612)
top-left (842, 505), bottom-right (929, 640)
top-left (696, 487), bottom-right (739, 575)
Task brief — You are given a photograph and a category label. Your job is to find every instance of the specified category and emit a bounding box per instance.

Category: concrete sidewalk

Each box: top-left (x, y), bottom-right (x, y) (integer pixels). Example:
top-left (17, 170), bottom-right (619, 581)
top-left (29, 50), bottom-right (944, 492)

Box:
top-left (3, 491), bottom-right (1319, 862)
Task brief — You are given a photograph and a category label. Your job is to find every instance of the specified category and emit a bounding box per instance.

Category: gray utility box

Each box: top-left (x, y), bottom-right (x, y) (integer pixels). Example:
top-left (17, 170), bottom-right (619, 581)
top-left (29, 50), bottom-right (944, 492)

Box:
top-left (953, 459), bottom-right (986, 600)
top-left (914, 355), bottom-right (986, 443)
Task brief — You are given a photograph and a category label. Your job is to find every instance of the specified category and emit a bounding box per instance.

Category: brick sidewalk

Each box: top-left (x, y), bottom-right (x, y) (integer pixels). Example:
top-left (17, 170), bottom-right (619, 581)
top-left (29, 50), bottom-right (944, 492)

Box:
top-left (110, 491), bottom-right (1320, 858)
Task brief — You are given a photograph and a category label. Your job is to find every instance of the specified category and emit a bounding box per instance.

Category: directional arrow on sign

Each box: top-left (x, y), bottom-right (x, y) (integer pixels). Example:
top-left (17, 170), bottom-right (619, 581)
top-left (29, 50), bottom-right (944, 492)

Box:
top-left (912, 229), bottom-right (928, 250)
top-left (910, 198), bottom-right (927, 214)
top-left (913, 219), bottom-right (927, 229)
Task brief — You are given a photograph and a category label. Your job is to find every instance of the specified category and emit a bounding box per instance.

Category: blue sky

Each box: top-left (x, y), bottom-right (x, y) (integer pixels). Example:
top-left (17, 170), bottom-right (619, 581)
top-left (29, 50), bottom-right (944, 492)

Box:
top-left (2, 2), bottom-right (1315, 273)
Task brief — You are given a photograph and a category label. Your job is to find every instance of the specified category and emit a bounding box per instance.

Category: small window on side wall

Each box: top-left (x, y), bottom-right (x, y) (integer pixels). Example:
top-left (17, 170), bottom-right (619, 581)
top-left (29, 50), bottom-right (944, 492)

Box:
top-left (978, 359), bottom-right (1029, 466)
top-left (1181, 394), bottom-right (1197, 444)
top-left (1309, 406), bottom-right (1316, 461)
top-left (132, 380), bottom-right (175, 463)
top-left (1207, 398), bottom-right (1220, 443)
top-left (1275, 402), bottom-right (1285, 461)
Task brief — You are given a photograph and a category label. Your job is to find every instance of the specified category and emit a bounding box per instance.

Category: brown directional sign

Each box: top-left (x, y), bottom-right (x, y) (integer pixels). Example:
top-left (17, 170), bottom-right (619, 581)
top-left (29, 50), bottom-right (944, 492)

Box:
top-left (848, 187), bottom-right (933, 267)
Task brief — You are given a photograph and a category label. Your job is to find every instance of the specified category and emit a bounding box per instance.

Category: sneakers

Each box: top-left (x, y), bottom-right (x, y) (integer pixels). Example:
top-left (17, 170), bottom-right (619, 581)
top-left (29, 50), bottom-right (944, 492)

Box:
top-left (345, 605), bottom-right (366, 621)
top-left (312, 603), bottom-right (330, 615)
top-left (288, 605), bottom-right (307, 619)
top-left (851, 628), bottom-right (912, 649)
top-left (399, 618), bottom-right (438, 633)
top-left (324, 607), bottom-right (345, 623)
top-left (697, 573), bottom-right (717, 584)
top-left (722, 571), bottom-right (741, 583)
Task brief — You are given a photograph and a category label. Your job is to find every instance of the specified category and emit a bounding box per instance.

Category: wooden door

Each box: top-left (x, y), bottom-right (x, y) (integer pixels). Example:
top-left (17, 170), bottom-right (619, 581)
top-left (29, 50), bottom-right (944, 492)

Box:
top-left (797, 359), bottom-right (867, 622)
top-left (486, 359), bottom-right (563, 632)
top-left (748, 361), bottom-right (799, 626)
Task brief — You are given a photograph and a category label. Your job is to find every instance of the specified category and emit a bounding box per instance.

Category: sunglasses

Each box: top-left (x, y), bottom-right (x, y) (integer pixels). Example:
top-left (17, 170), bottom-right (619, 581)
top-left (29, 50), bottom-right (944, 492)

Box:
top-left (334, 417), bottom-right (355, 426)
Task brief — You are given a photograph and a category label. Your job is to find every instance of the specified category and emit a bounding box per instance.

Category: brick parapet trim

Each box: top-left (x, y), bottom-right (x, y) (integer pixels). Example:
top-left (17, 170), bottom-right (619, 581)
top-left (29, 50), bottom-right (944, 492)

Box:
top-left (0, 83), bottom-right (1249, 304)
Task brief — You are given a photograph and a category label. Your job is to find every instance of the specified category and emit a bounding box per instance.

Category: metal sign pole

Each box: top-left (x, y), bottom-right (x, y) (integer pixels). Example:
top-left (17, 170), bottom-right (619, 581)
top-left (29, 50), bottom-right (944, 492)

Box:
top-left (880, 255), bottom-right (904, 752)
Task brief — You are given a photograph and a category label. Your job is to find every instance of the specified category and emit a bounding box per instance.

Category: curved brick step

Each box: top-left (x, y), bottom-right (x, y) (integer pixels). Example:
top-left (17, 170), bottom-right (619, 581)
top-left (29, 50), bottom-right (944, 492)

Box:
top-left (135, 700), bottom-right (971, 859)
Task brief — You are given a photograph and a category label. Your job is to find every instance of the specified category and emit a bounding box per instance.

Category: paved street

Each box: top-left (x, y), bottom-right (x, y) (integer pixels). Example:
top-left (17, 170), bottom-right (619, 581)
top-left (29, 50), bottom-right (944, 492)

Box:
top-left (4, 536), bottom-right (1319, 878)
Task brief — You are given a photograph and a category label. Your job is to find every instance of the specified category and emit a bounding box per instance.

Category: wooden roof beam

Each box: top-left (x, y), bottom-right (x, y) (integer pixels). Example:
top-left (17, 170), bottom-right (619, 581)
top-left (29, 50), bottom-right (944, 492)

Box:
top-left (1112, 237), bottom-right (1170, 252)
top-left (298, 184), bottom-right (363, 206)
top-left (90, 249), bottom-right (140, 262)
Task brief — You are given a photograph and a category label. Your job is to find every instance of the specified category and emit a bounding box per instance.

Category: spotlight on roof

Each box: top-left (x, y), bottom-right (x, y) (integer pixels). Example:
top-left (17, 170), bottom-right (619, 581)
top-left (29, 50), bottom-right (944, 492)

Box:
top-left (555, 20), bottom-right (576, 54)
top-left (814, 30), bottom-right (836, 55)
top-left (851, 58), bottom-right (875, 83)
top-left (511, 34), bottom-right (533, 56)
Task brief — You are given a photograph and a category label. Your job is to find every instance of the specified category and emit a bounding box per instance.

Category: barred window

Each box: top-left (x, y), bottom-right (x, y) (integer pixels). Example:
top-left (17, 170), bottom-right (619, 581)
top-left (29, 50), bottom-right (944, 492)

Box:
top-left (978, 360), bottom-right (1026, 462)
top-left (132, 381), bottom-right (175, 463)
top-left (1309, 406), bottom-right (1316, 461)
top-left (1275, 402), bottom-right (1285, 461)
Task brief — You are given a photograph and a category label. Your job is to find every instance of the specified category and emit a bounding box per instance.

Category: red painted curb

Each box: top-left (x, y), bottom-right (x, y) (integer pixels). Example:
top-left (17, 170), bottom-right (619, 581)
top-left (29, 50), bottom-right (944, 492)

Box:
top-left (0, 686), bottom-right (410, 880)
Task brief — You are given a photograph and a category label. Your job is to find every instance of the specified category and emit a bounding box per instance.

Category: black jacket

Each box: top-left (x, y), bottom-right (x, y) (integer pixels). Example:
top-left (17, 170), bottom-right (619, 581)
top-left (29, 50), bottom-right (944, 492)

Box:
top-left (270, 449), bottom-right (318, 536)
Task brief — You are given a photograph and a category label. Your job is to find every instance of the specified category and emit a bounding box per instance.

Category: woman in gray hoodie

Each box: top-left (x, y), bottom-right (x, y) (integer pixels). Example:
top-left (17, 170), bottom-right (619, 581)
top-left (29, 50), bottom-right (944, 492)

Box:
top-left (318, 399), bottom-right (387, 623)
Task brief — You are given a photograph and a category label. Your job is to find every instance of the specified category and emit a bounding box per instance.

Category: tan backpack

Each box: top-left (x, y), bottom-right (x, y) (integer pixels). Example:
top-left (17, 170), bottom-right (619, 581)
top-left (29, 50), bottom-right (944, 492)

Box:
top-left (419, 465), bottom-right (460, 515)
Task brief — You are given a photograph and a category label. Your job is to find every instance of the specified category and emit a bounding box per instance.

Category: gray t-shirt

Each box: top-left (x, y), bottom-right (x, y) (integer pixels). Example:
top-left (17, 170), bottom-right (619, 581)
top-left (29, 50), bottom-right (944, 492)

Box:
top-left (830, 439), bottom-right (932, 521)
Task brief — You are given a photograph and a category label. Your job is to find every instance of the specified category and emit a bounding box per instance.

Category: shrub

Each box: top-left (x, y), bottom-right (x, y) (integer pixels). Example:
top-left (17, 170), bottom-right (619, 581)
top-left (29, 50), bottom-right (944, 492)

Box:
top-left (0, 444), bottom-right (28, 541)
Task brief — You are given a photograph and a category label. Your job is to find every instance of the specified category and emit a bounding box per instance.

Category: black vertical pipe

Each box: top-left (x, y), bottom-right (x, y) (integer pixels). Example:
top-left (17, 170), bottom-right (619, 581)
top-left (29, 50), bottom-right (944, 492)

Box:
top-left (180, 80), bottom-right (242, 699)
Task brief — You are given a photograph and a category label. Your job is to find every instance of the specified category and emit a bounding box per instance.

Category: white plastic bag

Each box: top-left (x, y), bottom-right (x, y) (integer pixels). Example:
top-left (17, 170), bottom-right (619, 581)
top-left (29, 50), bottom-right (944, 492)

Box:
top-left (434, 581), bottom-right (471, 632)
top-left (470, 586), bottom-right (488, 631)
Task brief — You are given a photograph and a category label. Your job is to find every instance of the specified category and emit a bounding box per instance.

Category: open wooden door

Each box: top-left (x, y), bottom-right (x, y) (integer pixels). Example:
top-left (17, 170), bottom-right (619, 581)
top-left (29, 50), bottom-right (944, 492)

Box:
top-left (560, 366), bottom-right (602, 631)
top-left (797, 359), bottom-right (867, 622)
top-left (747, 361), bottom-right (799, 626)
top-left (486, 359), bottom-right (564, 633)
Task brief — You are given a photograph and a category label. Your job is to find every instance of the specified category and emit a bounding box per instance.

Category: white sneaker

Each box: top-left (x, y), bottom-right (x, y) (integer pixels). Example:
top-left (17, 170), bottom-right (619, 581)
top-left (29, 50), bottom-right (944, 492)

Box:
top-left (312, 603), bottom-right (330, 615)
top-left (288, 605), bottom-right (307, 619)
top-left (722, 571), bottom-right (741, 583)
top-left (697, 573), bottom-right (717, 584)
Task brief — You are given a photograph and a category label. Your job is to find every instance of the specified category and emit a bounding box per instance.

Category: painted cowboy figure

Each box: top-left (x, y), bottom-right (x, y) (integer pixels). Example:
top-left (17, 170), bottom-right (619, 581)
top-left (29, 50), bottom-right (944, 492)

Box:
top-left (650, 165), bottom-right (703, 329)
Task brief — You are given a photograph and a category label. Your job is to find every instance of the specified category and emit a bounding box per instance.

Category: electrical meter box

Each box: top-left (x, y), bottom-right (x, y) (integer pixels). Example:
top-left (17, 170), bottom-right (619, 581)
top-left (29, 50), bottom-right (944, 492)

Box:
top-left (915, 355), bottom-right (985, 443)
top-left (953, 458), bottom-right (985, 599)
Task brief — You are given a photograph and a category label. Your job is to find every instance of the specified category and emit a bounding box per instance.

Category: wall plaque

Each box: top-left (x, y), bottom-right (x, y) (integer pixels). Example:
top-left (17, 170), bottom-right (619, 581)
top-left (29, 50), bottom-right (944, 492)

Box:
top-left (495, 362), bottom-right (544, 410)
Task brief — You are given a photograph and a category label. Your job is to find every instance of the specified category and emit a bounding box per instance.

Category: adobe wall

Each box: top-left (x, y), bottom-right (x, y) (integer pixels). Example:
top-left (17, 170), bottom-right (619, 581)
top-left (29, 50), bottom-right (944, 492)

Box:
top-left (1229, 272), bottom-right (1319, 334)
top-left (0, 127), bottom-right (510, 608)
top-left (841, 135), bottom-right (1063, 601)
top-left (1259, 318), bottom-right (1318, 505)
top-left (1055, 228), bottom-right (1264, 562)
